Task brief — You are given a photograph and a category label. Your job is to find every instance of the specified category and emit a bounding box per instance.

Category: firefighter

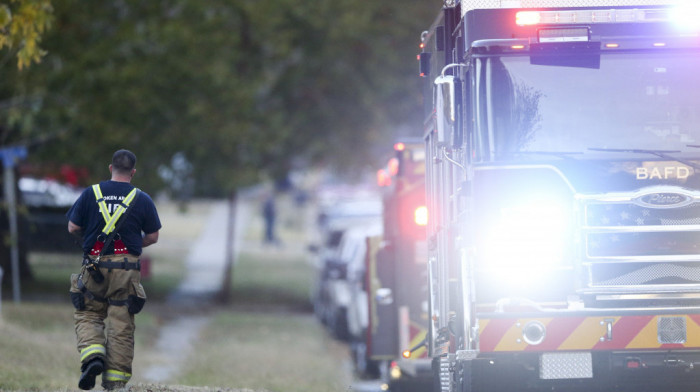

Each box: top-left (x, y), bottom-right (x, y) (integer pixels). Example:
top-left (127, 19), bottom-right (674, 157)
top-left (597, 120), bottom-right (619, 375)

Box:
top-left (66, 149), bottom-right (162, 390)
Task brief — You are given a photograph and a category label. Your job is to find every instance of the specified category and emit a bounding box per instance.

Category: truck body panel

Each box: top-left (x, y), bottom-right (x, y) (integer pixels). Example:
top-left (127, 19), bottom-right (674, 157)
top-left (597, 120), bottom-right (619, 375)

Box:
top-left (366, 141), bottom-right (433, 390)
top-left (419, 1), bottom-right (700, 390)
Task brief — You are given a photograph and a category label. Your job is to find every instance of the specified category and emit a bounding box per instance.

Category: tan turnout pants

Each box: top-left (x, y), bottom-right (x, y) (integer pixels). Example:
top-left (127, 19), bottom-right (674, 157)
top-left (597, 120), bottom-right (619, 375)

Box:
top-left (70, 254), bottom-right (147, 384)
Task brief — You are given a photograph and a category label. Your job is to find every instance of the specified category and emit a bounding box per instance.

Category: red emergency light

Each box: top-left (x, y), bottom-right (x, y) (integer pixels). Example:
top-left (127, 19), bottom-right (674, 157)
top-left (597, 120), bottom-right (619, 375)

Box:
top-left (516, 11), bottom-right (540, 26)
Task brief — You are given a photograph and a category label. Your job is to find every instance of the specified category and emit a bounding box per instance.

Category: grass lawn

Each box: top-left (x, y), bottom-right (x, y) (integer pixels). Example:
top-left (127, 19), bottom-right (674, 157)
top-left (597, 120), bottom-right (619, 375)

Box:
top-left (172, 245), bottom-right (349, 392)
top-left (177, 310), bottom-right (350, 392)
top-left (0, 195), bottom-right (347, 392)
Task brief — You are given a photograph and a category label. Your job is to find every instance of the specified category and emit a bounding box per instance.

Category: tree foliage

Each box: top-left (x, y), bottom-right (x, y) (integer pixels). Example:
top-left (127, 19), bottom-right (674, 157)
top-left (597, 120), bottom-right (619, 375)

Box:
top-left (0, 0), bottom-right (52, 69)
top-left (2, 0), bottom-right (437, 196)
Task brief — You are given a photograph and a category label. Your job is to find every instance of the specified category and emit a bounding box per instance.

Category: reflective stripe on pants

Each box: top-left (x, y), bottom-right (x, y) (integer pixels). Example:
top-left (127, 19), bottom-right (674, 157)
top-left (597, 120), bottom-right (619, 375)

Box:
top-left (80, 344), bottom-right (106, 362)
top-left (104, 369), bottom-right (131, 382)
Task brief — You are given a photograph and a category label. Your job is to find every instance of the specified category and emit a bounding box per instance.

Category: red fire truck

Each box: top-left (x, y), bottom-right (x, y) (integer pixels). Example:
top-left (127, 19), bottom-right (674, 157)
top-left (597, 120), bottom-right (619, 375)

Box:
top-left (419, 1), bottom-right (700, 391)
top-left (354, 140), bottom-right (432, 391)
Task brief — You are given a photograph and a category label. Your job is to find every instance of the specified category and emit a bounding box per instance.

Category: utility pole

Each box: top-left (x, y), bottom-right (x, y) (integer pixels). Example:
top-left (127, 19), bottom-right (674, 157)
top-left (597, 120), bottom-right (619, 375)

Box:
top-left (0, 146), bottom-right (27, 304)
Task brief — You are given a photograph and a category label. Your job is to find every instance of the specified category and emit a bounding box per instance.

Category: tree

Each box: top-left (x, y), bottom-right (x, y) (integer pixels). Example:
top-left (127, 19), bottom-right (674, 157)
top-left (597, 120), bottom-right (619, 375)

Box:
top-left (0, 0), bottom-right (53, 288)
top-left (5, 0), bottom-right (435, 194)
top-left (0, 0), bottom-right (438, 285)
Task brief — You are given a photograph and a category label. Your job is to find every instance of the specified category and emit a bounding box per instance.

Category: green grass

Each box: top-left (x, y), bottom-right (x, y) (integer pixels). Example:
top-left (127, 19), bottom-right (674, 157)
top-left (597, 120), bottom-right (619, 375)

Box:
top-left (177, 311), bottom-right (350, 392)
top-left (0, 200), bottom-right (204, 391)
top-left (14, 252), bottom-right (77, 299)
top-left (174, 237), bottom-right (348, 392)
top-left (0, 196), bottom-right (344, 392)
top-left (0, 300), bottom-right (163, 391)
top-left (0, 302), bottom-right (84, 390)
top-left (229, 251), bottom-right (314, 311)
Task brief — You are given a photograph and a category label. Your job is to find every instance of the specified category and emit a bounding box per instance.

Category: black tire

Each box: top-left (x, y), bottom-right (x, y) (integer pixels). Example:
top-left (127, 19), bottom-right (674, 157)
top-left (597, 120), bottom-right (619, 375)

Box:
top-left (331, 307), bottom-right (350, 341)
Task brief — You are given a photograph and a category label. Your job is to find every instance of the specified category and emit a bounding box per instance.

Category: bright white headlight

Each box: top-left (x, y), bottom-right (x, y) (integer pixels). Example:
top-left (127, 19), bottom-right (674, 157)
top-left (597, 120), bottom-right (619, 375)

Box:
top-left (670, 3), bottom-right (700, 30)
top-left (481, 199), bottom-right (570, 268)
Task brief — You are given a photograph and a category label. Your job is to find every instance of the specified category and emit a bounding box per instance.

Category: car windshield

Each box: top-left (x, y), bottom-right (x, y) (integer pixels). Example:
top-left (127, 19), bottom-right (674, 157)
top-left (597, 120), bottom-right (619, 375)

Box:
top-left (473, 50), bottom-right (700, 161)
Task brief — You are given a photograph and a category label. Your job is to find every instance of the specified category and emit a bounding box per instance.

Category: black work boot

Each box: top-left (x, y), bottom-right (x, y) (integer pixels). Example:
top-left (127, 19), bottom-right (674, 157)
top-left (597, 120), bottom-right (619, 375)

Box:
top-left (78, 358), bottom-right (104, 390)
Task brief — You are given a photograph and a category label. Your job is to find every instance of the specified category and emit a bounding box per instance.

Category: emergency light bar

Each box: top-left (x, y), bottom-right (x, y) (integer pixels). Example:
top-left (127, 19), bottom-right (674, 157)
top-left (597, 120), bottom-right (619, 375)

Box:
top-left (516, 6), bottom-right (700, 26)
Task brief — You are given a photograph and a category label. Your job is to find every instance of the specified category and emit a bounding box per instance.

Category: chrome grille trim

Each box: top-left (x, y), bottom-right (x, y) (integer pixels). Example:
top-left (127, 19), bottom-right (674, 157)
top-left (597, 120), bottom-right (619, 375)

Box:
top-left (576, 187), bottom-right (700, 295)
top-left (594, 263), bottom-right (700, 286)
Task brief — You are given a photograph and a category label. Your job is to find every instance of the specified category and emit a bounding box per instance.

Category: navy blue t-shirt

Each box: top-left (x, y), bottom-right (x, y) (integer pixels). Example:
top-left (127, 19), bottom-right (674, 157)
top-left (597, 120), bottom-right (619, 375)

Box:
top-left (66, 180), bottom-right (162, 256)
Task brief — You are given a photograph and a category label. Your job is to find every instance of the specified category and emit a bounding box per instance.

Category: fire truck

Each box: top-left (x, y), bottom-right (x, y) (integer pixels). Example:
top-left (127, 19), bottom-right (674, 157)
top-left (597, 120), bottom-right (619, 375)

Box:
top-left (365, 140), bottom-right (432, 391)
top-left (418, 1), bottom-right (700, 391)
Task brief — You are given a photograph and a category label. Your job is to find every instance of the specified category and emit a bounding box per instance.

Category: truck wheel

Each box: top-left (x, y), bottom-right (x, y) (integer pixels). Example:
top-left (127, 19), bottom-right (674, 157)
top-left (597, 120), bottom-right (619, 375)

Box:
top-left (331, 307), bottom-right (350, 341)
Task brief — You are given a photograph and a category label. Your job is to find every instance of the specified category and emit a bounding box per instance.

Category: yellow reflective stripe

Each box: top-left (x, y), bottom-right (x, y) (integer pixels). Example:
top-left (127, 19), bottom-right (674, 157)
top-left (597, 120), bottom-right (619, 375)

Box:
top-left (102, 188), bottom-right (137, 234)
top-left (92, 184), bottom-right (104, 200)
top-left (122, 188), bottom-right (138, 206)
top-left (93, 187), bottom-right (138, 235)
top-left (92, 185), bottom-right (111, 226)
top-left (104, 369), bottom-right (131, 382)
top-left (80, 344), bottom-right (106, 362)
top-left (102, 207), bottom-right (121, 235)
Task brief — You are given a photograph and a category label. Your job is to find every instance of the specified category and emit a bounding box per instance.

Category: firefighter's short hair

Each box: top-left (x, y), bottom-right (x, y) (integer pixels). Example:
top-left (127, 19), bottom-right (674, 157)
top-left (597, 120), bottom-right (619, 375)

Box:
top-left (112, 149), bottom-right (136, 173)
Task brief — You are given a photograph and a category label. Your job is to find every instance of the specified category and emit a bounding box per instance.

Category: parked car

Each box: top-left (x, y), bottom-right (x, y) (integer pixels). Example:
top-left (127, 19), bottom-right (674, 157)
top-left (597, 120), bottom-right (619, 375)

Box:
top-left (346, 234), bottom-right (384, 378)
top-left (324, 223), bottom-right (382, 341)
top-left (19, 177), bottom-right (83, 252)
top-left (309, 196), bottom-right (382, 325)
top-left (310, 226), bottom-right (346, 324)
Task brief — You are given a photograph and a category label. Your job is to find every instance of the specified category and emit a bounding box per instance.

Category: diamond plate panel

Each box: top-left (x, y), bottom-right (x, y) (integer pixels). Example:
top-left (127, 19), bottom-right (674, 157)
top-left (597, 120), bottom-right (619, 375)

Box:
top-left (461, 0), bottom-right (684, 16)
top-left (658, 317), bottom-right (687, 344)
top-left (540, 352), bottom-right (593, 379)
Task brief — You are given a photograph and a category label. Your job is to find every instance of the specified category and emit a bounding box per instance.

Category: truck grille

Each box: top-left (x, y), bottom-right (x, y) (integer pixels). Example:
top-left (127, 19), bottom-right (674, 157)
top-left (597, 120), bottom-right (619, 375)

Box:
top-left (591, 262), bottom-right (700, 286)
top-left (578, 191), bottom-right (700, 295)
top-left (587, 232), bottom-right (700, 257)
top-left (586, 203), bottom-right (700, 227)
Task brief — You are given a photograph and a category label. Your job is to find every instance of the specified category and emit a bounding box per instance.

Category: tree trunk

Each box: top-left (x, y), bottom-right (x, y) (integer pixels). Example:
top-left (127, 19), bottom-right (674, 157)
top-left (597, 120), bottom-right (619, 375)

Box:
top-left (218, 189), bottom-right (237, 303)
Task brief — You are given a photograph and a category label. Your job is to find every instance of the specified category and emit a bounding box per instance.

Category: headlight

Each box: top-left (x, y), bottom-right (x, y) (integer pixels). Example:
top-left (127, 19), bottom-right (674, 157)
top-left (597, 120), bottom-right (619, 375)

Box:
top-left (480, 198), bottom-right (571, 269)
top-left (670, 4), bottom-right (700, 31)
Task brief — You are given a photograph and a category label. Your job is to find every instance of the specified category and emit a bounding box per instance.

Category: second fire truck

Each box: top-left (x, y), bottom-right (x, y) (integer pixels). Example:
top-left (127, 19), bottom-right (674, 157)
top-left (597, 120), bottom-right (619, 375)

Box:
top-left (368, 140), bottom-right (432, 391)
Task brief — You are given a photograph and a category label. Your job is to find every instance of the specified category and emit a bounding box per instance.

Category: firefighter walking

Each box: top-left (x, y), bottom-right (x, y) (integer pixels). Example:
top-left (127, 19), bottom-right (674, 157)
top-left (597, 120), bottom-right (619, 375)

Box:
top-left (67, 149), bottom-right (162, 390)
